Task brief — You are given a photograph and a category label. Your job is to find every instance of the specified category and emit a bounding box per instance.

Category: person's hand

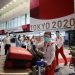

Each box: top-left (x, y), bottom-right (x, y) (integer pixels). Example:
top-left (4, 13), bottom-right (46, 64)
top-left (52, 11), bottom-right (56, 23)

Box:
top-left (47, 66), bottom-right (50, 70)
top-left (44, 61), bottom-right (51, 70)
top-left (44, 61), bottom-right (47, 66)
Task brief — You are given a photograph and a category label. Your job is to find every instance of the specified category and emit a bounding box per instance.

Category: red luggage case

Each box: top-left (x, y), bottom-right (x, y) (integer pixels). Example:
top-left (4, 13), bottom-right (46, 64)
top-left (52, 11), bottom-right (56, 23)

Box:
top-left (4, 59), bottom-right (32, 68)
top-left (4, 47), bottom-right (32, 68)
top-left (7, 47), bottom-right (32, 60)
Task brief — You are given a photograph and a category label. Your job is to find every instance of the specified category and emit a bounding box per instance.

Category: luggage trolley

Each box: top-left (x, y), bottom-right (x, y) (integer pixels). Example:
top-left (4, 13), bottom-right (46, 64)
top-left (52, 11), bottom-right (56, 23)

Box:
top-left (32, 60), bottom-right (45, 75)
top-left (36, 60), bottom-right (45, 75)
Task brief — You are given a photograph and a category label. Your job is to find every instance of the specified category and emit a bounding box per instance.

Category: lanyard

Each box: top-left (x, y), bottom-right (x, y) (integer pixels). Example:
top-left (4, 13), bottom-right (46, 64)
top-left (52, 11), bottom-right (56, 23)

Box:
top-left (46, 43), bottom-right (49, 52)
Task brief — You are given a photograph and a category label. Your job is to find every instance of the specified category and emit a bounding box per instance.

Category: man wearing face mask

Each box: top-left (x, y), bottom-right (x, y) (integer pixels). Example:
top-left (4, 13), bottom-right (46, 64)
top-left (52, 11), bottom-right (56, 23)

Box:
top-left (44, 32), bottom-right (56, 75)
top-left (55, 31), bottom-right (67, 67)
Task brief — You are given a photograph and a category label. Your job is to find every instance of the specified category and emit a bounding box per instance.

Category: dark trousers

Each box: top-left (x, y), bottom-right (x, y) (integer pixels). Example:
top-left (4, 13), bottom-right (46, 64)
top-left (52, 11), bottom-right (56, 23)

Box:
top-left (5, 44), bottom-right (11, 55)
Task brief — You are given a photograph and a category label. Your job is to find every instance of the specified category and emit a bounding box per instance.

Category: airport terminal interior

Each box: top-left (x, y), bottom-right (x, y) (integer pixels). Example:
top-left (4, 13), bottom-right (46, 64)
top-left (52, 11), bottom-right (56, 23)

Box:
top-left (0, 0), bottom-right (75, 75)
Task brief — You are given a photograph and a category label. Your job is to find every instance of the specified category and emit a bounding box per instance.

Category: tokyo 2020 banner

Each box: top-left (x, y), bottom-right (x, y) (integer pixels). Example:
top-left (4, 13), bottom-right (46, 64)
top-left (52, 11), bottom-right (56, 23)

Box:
top-left (30, 0), bottom-right (75, 31)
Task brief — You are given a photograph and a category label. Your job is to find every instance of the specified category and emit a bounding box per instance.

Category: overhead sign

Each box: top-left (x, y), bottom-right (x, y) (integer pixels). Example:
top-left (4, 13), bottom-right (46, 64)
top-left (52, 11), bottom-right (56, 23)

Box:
top-left (30, 14), bottom-right (75, 31)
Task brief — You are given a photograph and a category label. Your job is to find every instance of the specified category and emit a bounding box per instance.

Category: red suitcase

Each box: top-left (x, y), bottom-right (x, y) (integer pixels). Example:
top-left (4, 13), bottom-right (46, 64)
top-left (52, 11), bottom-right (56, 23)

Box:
top-left (7, 47), bottom-right (32, 60)
top-left (4, 47), bottom-right (32, 68)
top-left (4, 59), bottom-right (32, 68)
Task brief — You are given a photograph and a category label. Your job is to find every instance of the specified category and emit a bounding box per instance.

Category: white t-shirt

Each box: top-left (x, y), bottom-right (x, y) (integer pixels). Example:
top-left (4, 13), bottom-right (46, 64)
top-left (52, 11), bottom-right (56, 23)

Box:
top-left (4, 36), bottom-right (11, 45)
top-left (55, 36), bottom-right (64, 49)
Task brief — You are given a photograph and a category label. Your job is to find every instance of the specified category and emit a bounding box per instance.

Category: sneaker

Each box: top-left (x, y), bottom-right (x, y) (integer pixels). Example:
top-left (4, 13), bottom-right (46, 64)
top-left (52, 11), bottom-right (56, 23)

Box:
top-left (64, 63), bottom-right (67, 66)
top-left (54, 68), bottom-right (60, 72)
top-left (55, 65), bottom-right (60, 72)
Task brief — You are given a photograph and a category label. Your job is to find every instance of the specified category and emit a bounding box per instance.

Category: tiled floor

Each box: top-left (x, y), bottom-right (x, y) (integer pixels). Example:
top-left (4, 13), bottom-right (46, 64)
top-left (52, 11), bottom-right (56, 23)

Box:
top-left (55, 49), bottom-right (75, 75)
top-left (55, 64), bottom-right (75, 75)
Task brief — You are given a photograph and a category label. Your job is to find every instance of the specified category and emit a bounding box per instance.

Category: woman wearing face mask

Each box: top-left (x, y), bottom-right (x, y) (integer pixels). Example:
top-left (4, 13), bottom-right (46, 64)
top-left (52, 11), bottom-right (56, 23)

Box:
top-left (44, 32), bottom-right (56, 75)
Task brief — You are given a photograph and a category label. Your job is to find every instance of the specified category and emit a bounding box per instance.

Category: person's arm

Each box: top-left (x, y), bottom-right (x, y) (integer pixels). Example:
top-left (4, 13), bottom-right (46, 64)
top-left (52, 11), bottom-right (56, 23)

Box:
top-left (47, 43), bottom-right (55, 65)
top-left (61, 37), bottom-right (64, 45)
top-left (3, 38), bottom-right (6, 45)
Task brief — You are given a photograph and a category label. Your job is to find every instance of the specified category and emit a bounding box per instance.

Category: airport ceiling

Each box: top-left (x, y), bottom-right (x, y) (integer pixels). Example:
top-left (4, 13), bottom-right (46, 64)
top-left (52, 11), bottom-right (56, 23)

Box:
top-left (0, 0), bottom-right (29, 16)
top-left (0, 0), bottom-right (12, 9)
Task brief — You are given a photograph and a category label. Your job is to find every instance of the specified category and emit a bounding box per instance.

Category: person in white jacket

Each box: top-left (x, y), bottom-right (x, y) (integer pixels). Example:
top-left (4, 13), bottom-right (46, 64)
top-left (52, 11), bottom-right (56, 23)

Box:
top-left (4, 32), bottom-right (11, 55)
top-left (55, 31), bottom-right (67, 66)
top-left (44, 32), bottom-right (56, 75)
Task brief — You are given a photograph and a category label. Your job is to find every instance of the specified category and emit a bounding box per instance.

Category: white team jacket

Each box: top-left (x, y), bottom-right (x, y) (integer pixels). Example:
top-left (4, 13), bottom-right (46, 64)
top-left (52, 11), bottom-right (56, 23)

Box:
top-left (44, 42), bottom-right (55, 66)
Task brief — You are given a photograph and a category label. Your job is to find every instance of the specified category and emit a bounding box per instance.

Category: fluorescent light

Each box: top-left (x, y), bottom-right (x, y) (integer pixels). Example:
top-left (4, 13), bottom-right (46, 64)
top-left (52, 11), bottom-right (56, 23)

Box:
top-left (13, 0), bottom-right (17, 2)
top-left (0, 4), bottom-right (9, 12)
top-left (3, 6), bottom-right (6, 9)
top-left (6, 4), bottom-right (9, 7)
top-left (9, 2), bottom-right (13, 5)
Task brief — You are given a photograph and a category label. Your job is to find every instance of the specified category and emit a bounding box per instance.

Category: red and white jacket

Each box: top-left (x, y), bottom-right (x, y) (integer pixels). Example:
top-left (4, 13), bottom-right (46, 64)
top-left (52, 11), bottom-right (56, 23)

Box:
top-left (44, 42), bottom-right (55, 66)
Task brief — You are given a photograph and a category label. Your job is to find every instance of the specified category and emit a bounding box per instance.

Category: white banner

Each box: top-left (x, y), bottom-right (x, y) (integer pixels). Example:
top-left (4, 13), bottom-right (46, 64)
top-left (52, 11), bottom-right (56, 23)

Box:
top-left (30, 14), bottom-right (75, 31)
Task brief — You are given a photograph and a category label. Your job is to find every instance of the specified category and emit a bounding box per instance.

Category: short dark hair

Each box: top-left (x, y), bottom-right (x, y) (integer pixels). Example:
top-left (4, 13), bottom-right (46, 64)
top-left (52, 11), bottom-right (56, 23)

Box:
top-left (44, 32), bottom-right (51, 38)
top-left (56, 31), bottom-right (59, 33)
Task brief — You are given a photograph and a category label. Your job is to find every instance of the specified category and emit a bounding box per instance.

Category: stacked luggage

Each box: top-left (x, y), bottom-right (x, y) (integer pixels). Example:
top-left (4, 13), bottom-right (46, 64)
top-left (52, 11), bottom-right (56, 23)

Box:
top-left (4, 47), bottom-right (32, 68)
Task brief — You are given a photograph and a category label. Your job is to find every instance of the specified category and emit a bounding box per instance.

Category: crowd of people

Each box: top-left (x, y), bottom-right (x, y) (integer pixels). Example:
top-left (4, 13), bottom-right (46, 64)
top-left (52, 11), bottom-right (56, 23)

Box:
top-left (0, 32), bottom-right (44, 55)
top-left (0, 31), bottom-right (68, 75)
top-left (43, 31), bottom-right (67, 75)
